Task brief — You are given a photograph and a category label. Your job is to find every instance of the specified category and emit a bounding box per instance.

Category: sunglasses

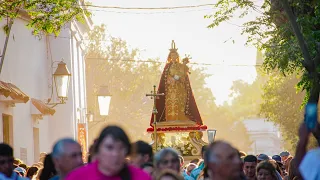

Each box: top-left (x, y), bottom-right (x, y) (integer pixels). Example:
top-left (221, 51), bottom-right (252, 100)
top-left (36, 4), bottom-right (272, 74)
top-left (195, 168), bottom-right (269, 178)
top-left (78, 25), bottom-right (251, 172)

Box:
top-left (0, 158), bottom-right (14, 165)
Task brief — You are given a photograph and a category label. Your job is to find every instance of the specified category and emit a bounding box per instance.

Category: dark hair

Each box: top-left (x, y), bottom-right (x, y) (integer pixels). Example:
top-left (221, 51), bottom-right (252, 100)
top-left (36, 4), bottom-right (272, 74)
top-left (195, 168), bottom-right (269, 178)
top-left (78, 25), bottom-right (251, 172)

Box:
top-left (95, 126), bottom-right (131, 180)
top-left (26, 166), bottom-right (39, 178)
top-left (201, 145), bottom-right (208, 156)
top-left (19, 163), bottom-right (27, 170)
top-left (132, 141), bottom-right (153, 162)
top-left (256, 160), bottom-right (277, 179)
top-left (39, 154), bottom-right (57, 180)
top-left (140, 162), bottom-right (154, 169)
top-left (0, 143), bottom-right (13, 157)
top-left (244, 155), bottom-right (258, 163)
top-left (190, 158), bottom-right (200, 164)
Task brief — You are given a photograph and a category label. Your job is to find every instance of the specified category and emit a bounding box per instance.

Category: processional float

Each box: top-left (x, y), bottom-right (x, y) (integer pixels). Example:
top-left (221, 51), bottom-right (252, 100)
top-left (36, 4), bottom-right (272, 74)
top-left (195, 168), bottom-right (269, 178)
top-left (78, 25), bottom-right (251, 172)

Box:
top-left (146, 40), bottom-right (212, 158)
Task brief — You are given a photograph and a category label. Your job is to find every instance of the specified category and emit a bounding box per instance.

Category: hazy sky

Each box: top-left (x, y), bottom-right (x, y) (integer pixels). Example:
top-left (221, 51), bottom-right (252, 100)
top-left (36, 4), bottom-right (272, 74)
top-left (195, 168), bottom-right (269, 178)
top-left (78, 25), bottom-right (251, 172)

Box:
top-left (88, 0), bottom-right (258, 105)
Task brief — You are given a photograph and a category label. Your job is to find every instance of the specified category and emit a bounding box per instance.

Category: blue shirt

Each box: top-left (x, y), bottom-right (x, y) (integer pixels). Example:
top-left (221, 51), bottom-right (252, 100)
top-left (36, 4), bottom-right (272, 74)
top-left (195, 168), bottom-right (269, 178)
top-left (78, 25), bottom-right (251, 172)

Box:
top-left (190, 162), bottom-right (204, 180)
top-left (183, 171), bottom-right (195, 180)
top-left (49, 176), bottom-right (60, 180)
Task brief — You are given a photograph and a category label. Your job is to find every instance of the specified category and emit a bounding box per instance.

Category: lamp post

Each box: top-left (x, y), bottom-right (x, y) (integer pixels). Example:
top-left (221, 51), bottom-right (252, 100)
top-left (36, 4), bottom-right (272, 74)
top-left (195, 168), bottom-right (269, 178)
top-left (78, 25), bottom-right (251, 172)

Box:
top-left (97, 86), bottom-right (112, 116)
top-left (47, 60), bottom-right (71, 108)
top-left (207, 129), bottom-right (217, 143)
top-left (53, 61), bottom-right (71, 102)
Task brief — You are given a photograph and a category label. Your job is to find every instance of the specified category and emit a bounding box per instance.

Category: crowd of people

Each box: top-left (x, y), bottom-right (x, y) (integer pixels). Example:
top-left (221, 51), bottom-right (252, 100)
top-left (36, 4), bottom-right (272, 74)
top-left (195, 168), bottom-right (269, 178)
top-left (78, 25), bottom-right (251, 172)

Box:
top-left (0, 123), bottom-right (319, 180)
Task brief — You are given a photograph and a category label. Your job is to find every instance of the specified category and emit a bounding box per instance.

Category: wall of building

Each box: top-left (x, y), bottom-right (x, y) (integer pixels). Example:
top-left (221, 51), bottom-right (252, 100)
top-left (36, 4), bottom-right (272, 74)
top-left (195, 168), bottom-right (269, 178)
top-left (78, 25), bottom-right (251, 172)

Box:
top-left (0, 16), bottom-right (90, 165)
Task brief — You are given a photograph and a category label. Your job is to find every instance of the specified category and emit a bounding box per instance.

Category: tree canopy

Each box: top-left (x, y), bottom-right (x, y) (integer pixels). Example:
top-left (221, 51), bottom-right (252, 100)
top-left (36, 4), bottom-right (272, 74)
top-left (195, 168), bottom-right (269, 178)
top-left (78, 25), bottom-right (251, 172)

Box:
top-left (206, 0), bottom-right (320, 103)
top-left (0, 0), bottom-right (90, 35)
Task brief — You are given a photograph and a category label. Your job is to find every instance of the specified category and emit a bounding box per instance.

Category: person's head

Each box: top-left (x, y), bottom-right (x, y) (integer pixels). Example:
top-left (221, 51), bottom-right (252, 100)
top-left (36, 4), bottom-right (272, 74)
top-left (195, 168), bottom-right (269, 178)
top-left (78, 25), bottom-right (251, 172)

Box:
top-left (279, 151), bottom-right (290, 162)
top-left (156, 169), bottom-right (184, 180)
top-left (257, 154), bottom-right (270, 163)
top-left (155, 148), bottom-right (180, 173)
top-left (13, 159), bottom-right (21, 166)
top-left (256, 160), bottom-right (277, 180)
top-left (201, 145), bottom-right (208, 159)
top-left (190, 158), bottom-right (200, 165)
top-left (205, 141), bottom-right (242, 179)
top-left (243, 155), bottom-right (257, 180)
top-left (186, 163), bottom-right (197, 174)
top-left (19, 163), bottom-right (27, 171)
top-left (52, 138), bottom-right (83, 176)
top-left (40, 153), bottom-right (57, 180)
top-left (14, 167), bottom-right (26, 177)
top-left (0, 143), bottom-right (14, 177)
top-left (94, 125), bottom-right (131, 176)
top-left (130, 140), bottom-right (153, 167)
top-left (141, 162), bottom-right (154, 176)
top-left (26, 166), bottom-right (39, 178)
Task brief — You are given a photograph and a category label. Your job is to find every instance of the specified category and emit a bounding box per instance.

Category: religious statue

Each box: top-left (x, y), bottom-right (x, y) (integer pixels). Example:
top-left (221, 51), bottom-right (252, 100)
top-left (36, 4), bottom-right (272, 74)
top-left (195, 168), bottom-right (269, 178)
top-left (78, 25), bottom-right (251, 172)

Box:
top-left (150, 40), bottom-right (203, 127)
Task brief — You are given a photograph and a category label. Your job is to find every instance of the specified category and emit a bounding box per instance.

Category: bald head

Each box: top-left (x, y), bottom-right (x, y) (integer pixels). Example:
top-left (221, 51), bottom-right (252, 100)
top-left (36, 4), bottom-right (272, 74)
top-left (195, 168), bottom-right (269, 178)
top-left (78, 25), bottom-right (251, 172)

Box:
top-left (206, 141), bottom-right (242, 180)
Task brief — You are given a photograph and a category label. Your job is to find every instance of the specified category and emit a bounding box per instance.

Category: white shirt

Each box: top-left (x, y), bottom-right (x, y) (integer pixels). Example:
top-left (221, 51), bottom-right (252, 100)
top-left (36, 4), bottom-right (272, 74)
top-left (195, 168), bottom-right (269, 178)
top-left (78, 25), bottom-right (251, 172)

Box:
top-left (299, 147), bottom-right (320, 180)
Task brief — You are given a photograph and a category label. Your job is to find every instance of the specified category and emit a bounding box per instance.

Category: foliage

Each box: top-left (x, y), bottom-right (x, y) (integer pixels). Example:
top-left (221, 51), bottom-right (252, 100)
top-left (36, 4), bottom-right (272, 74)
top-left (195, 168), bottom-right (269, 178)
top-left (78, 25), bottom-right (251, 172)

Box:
top-left (0, 0), bottom-right (90, 35)
top-left (260, 72), bottom-right (318, 152)
top-left (229, 69), bottom-right (267, 119)
top-left (205, 0), bottom-right (320, 103)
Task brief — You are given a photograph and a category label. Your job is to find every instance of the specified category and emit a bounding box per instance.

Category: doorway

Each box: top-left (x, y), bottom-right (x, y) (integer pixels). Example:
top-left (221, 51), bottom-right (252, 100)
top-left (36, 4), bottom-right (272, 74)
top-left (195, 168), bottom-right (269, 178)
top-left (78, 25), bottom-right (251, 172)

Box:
top-left (2, 114), bottom-right (13, 146)
top-left (33, 127), bottom-right (40, 162)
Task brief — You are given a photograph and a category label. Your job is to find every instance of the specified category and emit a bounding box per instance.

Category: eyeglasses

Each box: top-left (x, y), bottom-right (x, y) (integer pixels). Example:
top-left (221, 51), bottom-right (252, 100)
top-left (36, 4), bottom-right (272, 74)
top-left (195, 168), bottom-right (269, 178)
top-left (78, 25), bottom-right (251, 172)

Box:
top-left (0, 157), bottom-right (14, 165)
top-left (160, 158), bottom-right (179, 165)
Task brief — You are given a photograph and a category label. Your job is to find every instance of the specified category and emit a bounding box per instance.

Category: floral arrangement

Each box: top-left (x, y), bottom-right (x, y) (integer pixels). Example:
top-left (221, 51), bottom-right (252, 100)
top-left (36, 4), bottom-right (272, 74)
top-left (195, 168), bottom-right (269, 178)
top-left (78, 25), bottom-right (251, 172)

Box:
top-left (147, 125), bottom-right (207, 132)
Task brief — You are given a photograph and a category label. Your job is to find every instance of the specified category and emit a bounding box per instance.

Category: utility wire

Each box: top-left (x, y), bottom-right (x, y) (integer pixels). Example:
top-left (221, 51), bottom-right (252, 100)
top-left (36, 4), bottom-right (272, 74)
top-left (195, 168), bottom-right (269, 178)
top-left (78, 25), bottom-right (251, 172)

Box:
top-left (86, 57), bottom-right (263, 67)
top-left (86, 8), bottom-right (213, 14)
top-left (83, 3), bottom-right (217, 10)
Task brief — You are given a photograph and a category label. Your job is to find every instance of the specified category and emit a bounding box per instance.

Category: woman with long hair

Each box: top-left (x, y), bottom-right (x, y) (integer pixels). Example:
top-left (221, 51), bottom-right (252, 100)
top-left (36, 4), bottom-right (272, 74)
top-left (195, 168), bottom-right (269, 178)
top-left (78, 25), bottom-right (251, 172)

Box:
top-left (66, 125), bottom-right (151, 180)
top-left (39, 154), bottom-right (57, 180)
top-left (256, 161), bottom-right (279, 180)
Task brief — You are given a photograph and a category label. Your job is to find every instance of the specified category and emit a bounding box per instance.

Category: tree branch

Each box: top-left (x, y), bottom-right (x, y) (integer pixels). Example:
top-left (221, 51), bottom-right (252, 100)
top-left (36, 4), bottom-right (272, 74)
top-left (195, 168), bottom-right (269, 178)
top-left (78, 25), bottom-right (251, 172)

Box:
top-left (281, 0), bottom-right (313, 72)
top-left (0, 18), bottom-right (14, 75)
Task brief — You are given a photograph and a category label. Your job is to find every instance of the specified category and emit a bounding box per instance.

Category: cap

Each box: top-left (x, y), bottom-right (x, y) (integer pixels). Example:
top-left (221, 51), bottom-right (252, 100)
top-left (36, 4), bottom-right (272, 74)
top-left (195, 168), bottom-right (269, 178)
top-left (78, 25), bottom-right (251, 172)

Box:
top-left (280, 151), bottom-right (290, 157)
top-left (272, 155), bottom-right (282, 162)
top-left (14, 167), bottom-right (26, 174)
top-left (257, 154), bottom-right (270, 161)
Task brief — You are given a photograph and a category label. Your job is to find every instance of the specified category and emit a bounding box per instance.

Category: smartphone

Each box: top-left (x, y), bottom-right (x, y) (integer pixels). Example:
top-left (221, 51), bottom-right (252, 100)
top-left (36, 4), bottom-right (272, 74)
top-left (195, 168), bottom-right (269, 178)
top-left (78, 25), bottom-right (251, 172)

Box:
top-left (305, 103), bottom-right (318, 130)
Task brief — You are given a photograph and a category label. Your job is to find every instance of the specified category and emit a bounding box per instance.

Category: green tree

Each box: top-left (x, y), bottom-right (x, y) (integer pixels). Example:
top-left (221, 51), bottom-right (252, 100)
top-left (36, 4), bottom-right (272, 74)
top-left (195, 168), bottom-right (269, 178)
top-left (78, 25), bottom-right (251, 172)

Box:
top-left (260, 72), bottom-right (318, 151)
top-left (229, 70), bottom-right (267, 119)
top-left (206, 0), bottom-right (320, 143)
top-left (0, 0), bottom-right (90, 74)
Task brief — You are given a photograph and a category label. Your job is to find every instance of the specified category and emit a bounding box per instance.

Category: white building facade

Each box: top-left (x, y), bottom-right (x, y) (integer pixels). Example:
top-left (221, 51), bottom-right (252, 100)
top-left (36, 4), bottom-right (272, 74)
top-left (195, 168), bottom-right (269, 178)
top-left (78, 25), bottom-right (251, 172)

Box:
top-left (243, 118), bottom-right (284, 156)
top-left (0, 12), bottom-right (92, 165)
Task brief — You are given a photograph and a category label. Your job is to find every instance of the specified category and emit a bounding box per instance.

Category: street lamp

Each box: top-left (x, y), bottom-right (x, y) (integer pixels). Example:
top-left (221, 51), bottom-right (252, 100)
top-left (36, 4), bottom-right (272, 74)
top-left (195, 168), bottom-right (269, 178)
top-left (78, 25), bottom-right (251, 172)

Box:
top-left (53, 60), bottom-right (71, 102)
top-left (207, 129), bottom-right (217, 143)
top-left (97, 86), bottom-right (111, 116)
top-left (47, 60), bottom-right (71, 108)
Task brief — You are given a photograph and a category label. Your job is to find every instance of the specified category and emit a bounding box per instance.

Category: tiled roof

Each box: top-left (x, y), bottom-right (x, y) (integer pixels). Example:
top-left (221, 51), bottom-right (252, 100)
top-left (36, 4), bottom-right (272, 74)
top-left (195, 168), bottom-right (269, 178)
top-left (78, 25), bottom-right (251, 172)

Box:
top-left (0, 81), bottom-right (29, 103)
top-left (31, 98), bottom-right (56, 116)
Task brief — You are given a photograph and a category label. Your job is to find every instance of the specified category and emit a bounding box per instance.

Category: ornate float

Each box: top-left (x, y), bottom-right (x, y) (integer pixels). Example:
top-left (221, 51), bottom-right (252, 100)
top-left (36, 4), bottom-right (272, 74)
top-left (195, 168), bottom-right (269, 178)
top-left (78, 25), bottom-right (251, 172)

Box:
top-left (146, 40), bottom-right (208, 157)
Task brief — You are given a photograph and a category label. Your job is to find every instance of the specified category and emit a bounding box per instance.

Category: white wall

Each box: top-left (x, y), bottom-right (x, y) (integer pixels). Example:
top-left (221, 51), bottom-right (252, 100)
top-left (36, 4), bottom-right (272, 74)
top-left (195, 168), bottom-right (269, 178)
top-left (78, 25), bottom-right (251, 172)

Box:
top-left (0, 17), bottom-right (89, 165)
